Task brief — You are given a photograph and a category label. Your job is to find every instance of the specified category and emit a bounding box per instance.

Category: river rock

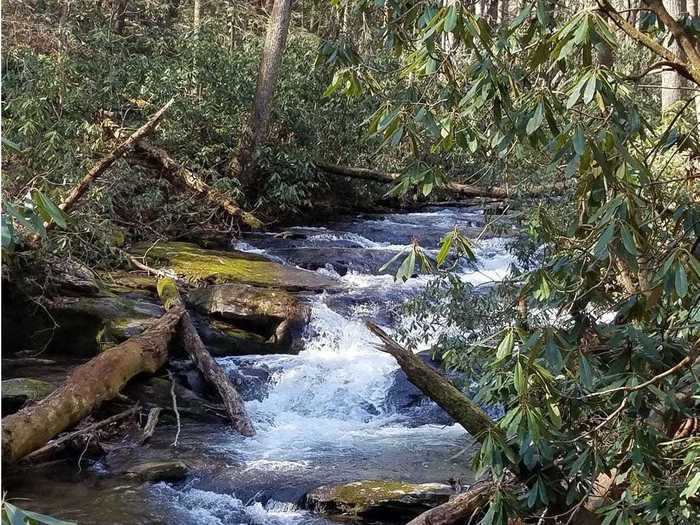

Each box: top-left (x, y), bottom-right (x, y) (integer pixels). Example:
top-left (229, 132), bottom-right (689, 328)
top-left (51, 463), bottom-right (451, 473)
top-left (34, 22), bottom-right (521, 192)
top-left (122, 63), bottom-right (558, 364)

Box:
top-left (188, 283), bottom-right (310, 331)
top-left (303, 480), bottom-right (453, 522)
top-left (191, 314), bottom-right (287, 356)
top-left (124, 460), bottom-right (189, 482)
top-left (47, 295), bottom-right (165, 354)
top-left (131, 241), bottom-right (341, 292)
top-left (384, 351), bottom-right (458, 427)
top-left (2, 378), bottom-right (55, 414)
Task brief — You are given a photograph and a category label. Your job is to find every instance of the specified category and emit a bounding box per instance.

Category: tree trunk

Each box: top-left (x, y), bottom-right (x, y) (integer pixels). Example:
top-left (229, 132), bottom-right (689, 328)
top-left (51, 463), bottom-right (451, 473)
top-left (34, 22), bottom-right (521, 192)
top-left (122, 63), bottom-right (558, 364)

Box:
top-left (156, 278), bottom-right (256, 436)
top-left (499, 0), bottom-right (509, 25)
top-left (406, 483), bottom-right (496, 525)
top-left (39, 98), bottom-right (174, 238)
top-left (487, 0), bottom-right (499, 24)
top-left (366, 322), bottom-right (498, 443)
top-left (661, 0), bottom-right (687, 112)
top-left (1, 307), bottom-right (184, 463)
top-left (136, 139), bottom-right (264, 229)
top-left (113, 0), bottom-right (128, 34)
top-left (233, 0), bottom-right (293, 188)
top-left (193, 0), bottom-right (201, 34)
top-left (315, 160), bottom-right (568, 199)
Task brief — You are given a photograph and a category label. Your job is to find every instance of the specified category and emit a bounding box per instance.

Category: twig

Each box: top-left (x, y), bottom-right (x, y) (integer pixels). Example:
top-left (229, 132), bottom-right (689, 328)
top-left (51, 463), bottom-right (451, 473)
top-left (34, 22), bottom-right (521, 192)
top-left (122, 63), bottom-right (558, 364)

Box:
top-left (583, 356), bottom-right (692, 398)
top-left (21, 405), bottom-right (140, 463)
top-left (139, 407), bottom-right (162, 444)
top-left (168, 371), bottom-right (181, 447)
top-left (77, 433), bottom-right (92, 472)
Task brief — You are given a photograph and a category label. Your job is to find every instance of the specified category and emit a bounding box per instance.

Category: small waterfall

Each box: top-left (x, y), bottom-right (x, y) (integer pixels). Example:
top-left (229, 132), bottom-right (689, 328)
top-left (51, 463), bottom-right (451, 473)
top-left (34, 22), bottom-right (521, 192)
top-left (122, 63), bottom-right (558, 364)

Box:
top-left (153, 206), bottom-right (515, 523)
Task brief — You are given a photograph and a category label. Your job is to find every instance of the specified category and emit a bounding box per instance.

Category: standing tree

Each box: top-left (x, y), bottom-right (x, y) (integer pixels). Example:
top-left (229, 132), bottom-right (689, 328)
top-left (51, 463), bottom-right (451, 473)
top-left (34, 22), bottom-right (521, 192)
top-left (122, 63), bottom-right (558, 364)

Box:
top-left (232, 0), bottom-right (293, 192)
top-left (661, 0), bottom-right (687, 111)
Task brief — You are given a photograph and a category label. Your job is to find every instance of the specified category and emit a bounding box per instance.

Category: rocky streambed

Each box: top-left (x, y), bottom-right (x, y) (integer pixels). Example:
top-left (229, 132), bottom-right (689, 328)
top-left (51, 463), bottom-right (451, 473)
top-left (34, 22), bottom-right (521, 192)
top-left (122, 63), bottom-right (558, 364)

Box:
top-left (2, 205), bottom-right (515, 524)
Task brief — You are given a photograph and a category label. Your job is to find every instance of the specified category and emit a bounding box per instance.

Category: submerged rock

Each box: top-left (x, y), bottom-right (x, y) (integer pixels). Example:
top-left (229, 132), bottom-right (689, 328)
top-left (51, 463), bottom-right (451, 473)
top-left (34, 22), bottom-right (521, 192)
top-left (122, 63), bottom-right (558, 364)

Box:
top-left (385, 351), bottom-right (459, 427)
top-left (131, 241), bottom-right (341, 292)
top-left (124, 460), bottom-right (189, 482)
top-left (304, 480), bottom-right (453, 523)
top-left (2, 378), bottom-right (55, 414)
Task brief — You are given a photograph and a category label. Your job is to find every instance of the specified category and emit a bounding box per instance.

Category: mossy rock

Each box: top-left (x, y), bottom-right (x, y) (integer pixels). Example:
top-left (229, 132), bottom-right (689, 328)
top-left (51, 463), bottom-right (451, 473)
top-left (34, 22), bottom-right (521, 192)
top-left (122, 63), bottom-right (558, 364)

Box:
top-left (2, 378), bottom-right (55, 414)
top-left (304, 480), bottom-right (453, 523)
top-left (48, 295), bottom-right (164, 354)
top-left (131, 241), bottom-right (341, 291)
top-left (98, 271), bottom-right (157, 293)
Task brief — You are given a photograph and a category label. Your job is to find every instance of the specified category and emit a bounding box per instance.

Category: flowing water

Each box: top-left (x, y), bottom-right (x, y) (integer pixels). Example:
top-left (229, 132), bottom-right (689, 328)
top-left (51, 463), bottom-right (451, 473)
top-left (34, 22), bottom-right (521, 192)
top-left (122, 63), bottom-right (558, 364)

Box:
top-left (6, 206), bottom-right (515, 524)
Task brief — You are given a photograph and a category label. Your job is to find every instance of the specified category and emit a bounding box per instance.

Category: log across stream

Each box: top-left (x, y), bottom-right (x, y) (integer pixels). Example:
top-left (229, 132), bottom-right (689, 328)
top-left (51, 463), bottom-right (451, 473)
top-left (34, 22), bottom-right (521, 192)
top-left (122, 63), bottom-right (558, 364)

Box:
top-left (5, 205), bottom-right (515, 524)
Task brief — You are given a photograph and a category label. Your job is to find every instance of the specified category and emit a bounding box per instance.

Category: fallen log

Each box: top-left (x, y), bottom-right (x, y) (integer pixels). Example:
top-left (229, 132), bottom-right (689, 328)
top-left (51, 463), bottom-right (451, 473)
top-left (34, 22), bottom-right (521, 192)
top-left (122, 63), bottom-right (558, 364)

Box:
top-left (20, 405), bottom-right (141, 464)
top-left (315, 160), bottom-right (568, 200)
top-left (406, 482), bottom-right (496, 525)
top-left (156, 277), bottom-right (255, 436)
top-left (45, 98), bottom-right (174, 233)
top-left (1, 306), bottom-right (183, 463)
top-left (366, 321), bottom-right (497, 443)
top-left (136, 139), bottom-right (264, 230)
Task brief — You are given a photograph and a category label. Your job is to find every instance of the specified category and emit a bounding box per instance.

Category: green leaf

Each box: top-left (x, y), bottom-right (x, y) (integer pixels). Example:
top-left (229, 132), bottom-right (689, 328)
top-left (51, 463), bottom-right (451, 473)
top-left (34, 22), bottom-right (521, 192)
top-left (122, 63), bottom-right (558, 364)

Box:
top-left (526, 102), bottom-right (545, 136)
top-left (31, 190), bottom-right (67, 229)
top-left (579, 355), bottom-right (593, 389)
top-left (514, 361), bottom-right (527, 396)
top-left (496, 329), bottom-right (514, 360)
top-left (444, 5), bottom-right (458, 33)
top-left (573, 126), bottom-right (586, 155)
top-left (675, 264), bottom-right (688, 298)
top-left (583, 75), bottom-right (597, 104)
top-left (509, 4), bottom-right (532, 30)
top-left (378, 250), bottom-right (408, 273)
top-left (593, 222), bottom-right (615, 259)
top-left (620, 224), bottom-right (638, 255)
top-left (396, 249), bottom-right (416, 282)
top-left (436, 231), bottom-right (454, 267)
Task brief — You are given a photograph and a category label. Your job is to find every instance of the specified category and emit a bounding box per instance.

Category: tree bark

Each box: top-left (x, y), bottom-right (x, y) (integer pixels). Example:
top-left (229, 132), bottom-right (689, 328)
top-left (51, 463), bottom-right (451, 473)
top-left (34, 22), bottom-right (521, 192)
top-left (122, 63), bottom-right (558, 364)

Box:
top-left (42, 98), bottom-right (174, 235)
top-left (406, 482), bottom-right (496, 525)
top-left (193, 0), bottom-right (201, 34)
top-left (113, 0), bottom-right (128, 34)
top-left (661, 0), bottom-right (687, 112)
top-left (315, 160), bottom-right (568, 199)
top-left (156, 278), bottom-right (255, 437)
top-left (233, 0), bottom-right (293, 188)
top-left (136, 139), bottom-right (264, 229)
top-left (1, 307), bottom-right (183, 463)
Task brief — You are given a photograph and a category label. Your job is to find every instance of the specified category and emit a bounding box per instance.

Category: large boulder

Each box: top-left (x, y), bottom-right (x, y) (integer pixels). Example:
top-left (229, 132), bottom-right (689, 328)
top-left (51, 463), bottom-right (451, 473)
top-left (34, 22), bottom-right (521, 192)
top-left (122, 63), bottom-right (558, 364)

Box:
top-left (2, 378), bottom-right (55, 414)
top-left (304, 480), bottom-right (453, 523)
top-left (188, 283), bottom-right (310, 353)
top-left (131, 241), bottom-right (341, 292)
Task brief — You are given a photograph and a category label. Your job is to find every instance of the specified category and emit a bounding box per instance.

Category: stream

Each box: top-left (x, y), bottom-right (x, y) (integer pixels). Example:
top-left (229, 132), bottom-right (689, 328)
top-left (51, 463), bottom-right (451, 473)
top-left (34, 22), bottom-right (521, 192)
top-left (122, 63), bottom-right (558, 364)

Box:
top-left (6, 205), bottom-right (515, 524)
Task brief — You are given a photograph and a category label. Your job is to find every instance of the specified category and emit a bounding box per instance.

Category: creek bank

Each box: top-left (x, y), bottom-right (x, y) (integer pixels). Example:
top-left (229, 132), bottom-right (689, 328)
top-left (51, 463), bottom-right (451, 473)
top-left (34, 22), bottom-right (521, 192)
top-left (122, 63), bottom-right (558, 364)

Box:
top-left (303, 480), bottom-right (454, 523)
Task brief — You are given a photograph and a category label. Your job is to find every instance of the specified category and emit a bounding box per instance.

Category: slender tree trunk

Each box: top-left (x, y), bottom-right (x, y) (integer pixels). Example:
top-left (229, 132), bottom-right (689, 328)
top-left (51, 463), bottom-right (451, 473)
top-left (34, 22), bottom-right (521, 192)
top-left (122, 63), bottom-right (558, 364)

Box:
top-left (233, 0), bottom-right (293, 189)
top-left (114, 0), bottom-right (128, 34)
top-left (661, 0), bottom-right (687, 112)
top-left (499, 0), bottom-right (509, 24)
top-left (487, 0), bottom-right (498, 23)
top-left (193, 0), bottom-right (201, 34)
top-left (689, 0), bottom-right (700, 127)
